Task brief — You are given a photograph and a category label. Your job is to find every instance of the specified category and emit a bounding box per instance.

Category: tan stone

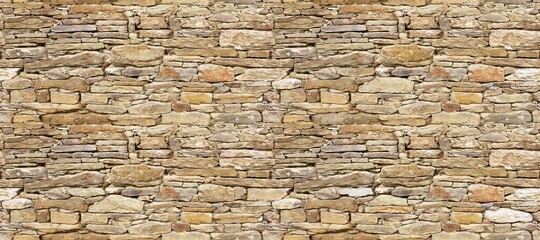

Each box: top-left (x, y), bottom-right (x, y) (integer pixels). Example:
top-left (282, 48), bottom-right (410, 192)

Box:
top-left (450, 212), bottom-right (482, 224)
top-left (219, 30), bottom-right (275, 49)
top-left (198, 64), bottom-right (234, 82)
top-left (198, 184), bottom-right (234, 202)
top-left (89, 195), bottom-right (144, 213)
top-left (181, 212), bottom-right (212, 224)
top-left (380, 45), bottom-right (435, 67)
top-left (468, 64), bottom-right (504, 82)
top-left (111, 45), bottom-right (164, 67)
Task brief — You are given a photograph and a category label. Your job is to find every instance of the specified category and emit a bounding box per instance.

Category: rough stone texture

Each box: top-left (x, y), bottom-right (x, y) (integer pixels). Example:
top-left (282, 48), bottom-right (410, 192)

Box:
top-left (1, 0), bottom-right (540, 239)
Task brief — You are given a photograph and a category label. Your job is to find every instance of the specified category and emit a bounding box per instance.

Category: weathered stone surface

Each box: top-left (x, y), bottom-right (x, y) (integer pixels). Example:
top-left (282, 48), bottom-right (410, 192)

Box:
top-left (162, 112), bottom-right (211, 126)
top-left (111, 45), bottom-right (164, 67)
top-left (109, 165), bottom-right (164, 186)
top-left (490, 30), bottom-right (540, 50)
top-left (398, 222), bottom-right (441, 235)
top-left (485, 208), bottom-right (532, 223)
top-left (381, 165), bottom-right (435, 178)
top-left (358, 77), bottom-right (414, 93)
top-left (219, 30), bottom-right (275, 50)
top-left (295, 172), bottom-right (375, 192)
top-left (128, 221), bottom-right (171, 235)
top-left (25, 172), bottom-right (104, 192)
top-left (89, 195), bottom-right (144, 213)
top-left (380, 45), bottom-right (435, 67)
top-left (432, 112), bottom-right (481, 126)
top-left (489, 150), bottom-right (540, 170)
top-left (198, 64), bottom-right (234, 82)
top-left (295, 52), bottom-right (374, 72)
top-left (198, 184), bottom-right (234, 202)
top-left (433, 232), bottom-right (480, 240)
top-left (163, 232), bottom-right (210, 240)
top-left (468, 184), bottom-right (504, 202)
top-left (468, 64), bottom-right (504, 82)
top-left (25, 52), bottom-right (106, 72)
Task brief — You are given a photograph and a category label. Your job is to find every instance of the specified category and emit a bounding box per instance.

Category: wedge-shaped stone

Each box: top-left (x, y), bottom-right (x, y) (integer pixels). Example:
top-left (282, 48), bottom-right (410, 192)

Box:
top-left (89, 195), bottom-right (144, 213)
top-left (295, 171), bottom-right (375, 192)
top-left (381, 165), bottom-right (435, 178)
top-left (380, 44), bottom-right (434, 67)
top-left (295, 51), bottom-right (374, 72)
top-left (25, 172), bottom-right (104, 192)
top-left (162, 112), bottom-right (211, 126)
top-left (490, 30), bottom-right (540, 50)
top-left (109, 165), bottom-right (164, 187)
top-left (485, 208), bottom-right (532, 223)
top-left (219, 30), bottom-right (275, 50)
top-left (111, 45), bottom-right (164, 67)
top-left (25, 52), bottom-right (105, 72)
top-left (490, 150), bottom-right (540, 170)
top-left (358, 77), bottom-right (414, 93)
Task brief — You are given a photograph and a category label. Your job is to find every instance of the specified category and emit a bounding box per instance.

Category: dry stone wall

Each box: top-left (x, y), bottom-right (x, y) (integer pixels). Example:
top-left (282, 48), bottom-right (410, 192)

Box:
top-left (0, 0), bottom-right (540, 239)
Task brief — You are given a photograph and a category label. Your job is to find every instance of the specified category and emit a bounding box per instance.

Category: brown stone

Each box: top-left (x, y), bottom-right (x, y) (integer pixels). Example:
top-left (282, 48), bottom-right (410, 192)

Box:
top-left (109, 165), bottom-right (164, 187)
top-left (198, 64), bottom-right (234, 82)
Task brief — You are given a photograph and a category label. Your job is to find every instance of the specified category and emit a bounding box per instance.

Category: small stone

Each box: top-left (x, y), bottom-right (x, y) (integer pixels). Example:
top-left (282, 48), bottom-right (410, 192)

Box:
top-left (398, 102), bottom-right (441, 114)
top-left (338, 188), bottom-right (373, 197)
top-left (181, 92), bottom-right (212, 104)
top-left (0, 68), bottom-right (20, 81)
top-left (181, 212), bottom-right (212, 224)
top-left (381, 165), bottom-right (434, 178)
top-left (295, 51), bottom-right (374, 72)
top-left (485, 208), bottom-right (532, 223)
top-left (212, 231), bottom-right (261, 240)
top-left (198, 64), bottom-right (234, 82)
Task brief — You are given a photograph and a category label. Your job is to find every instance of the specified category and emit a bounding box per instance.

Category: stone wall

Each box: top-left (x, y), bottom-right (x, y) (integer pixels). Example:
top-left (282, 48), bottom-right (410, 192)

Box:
top-left (1, 0), bottom-right (540, 239)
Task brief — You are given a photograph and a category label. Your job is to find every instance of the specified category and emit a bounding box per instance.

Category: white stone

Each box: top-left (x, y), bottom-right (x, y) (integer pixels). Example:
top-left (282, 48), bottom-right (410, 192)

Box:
top-left (338, 188), bottom-right (374, 197)
top-left (485, 208), bottom-right (532, 223)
